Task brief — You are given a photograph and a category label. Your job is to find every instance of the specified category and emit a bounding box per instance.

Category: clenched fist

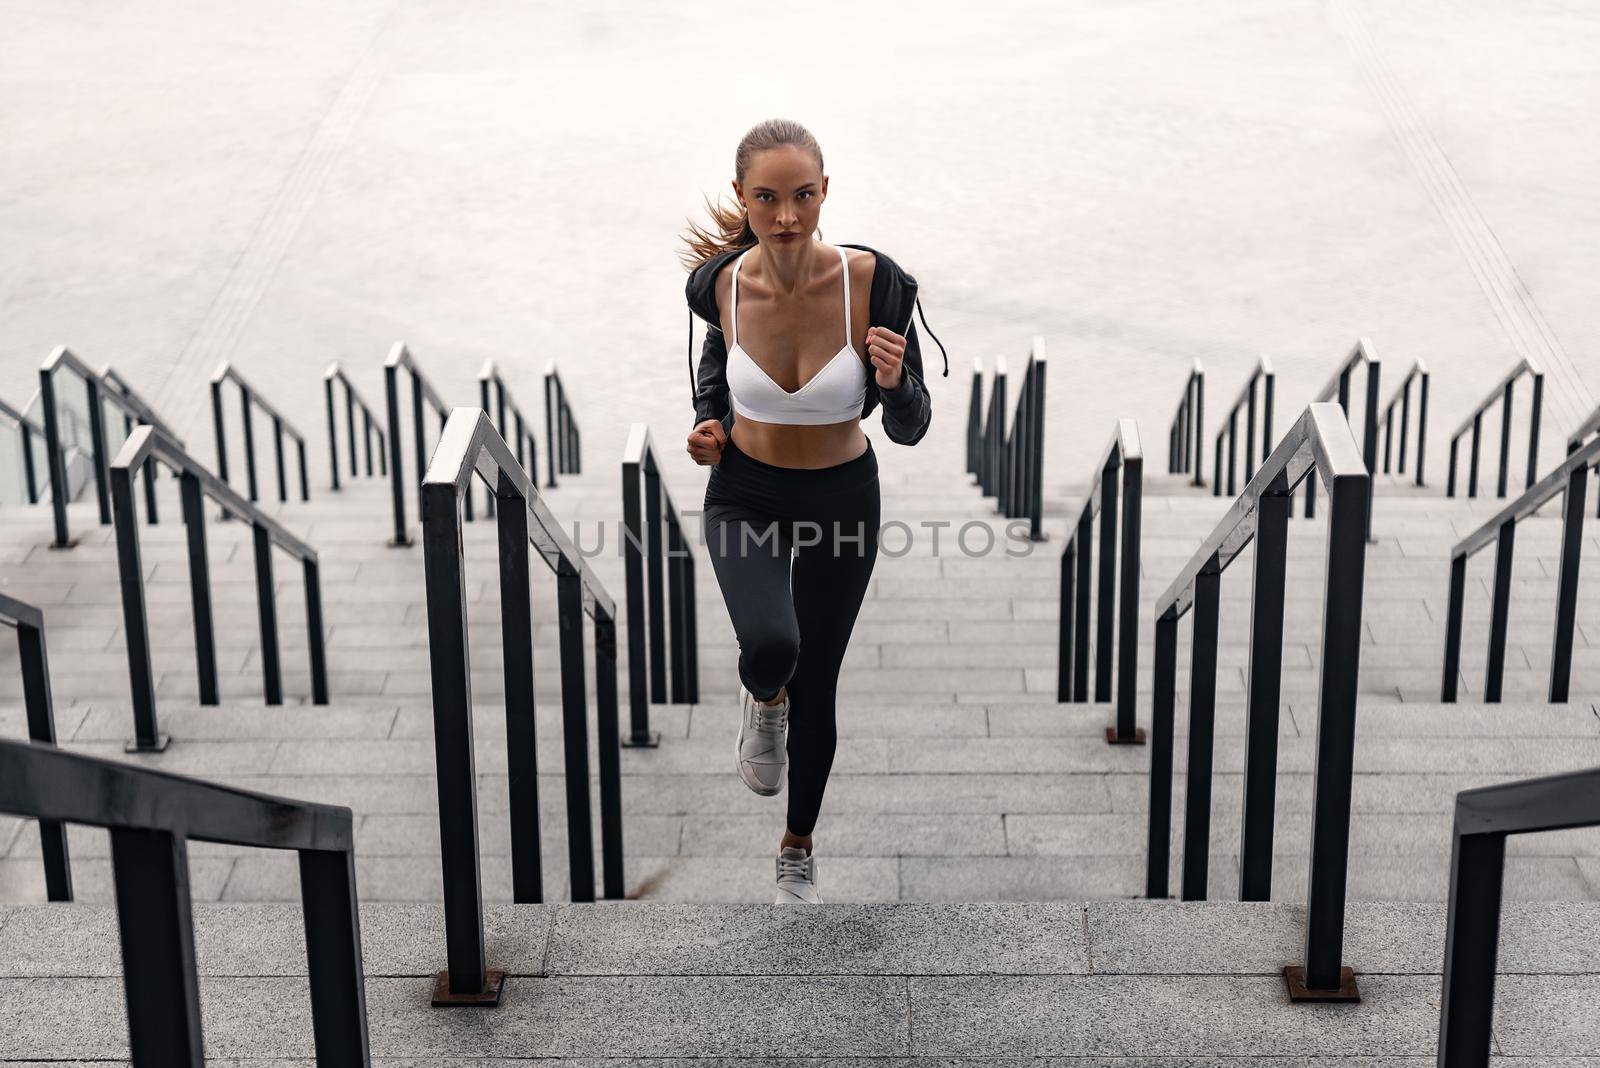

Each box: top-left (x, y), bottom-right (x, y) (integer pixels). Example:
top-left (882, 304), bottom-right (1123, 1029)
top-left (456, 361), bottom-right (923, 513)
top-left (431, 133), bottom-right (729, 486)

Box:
top-left (686, 418), bottom-right (727, 466)
top-left (865, 326), bottom-right (906, 391)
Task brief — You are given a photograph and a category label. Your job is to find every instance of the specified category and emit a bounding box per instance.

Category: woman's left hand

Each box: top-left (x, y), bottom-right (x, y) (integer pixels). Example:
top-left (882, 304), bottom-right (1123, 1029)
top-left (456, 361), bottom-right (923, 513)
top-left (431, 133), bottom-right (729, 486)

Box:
top-left (865, 326), bottom-right (906, 391)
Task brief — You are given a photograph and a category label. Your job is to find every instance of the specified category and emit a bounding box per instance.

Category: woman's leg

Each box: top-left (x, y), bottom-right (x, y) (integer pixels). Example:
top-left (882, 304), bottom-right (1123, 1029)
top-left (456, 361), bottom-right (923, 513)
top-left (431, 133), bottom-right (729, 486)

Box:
top-left (783, 480), bottom-right (881, 838)
top-left (702, 500), bottom-right (799, 703)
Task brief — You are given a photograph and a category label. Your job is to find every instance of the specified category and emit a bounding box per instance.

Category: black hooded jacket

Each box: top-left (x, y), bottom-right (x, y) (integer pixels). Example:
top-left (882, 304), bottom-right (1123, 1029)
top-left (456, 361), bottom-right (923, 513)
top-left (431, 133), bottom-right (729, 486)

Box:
top-left (684, 242), bottom-right (948, 445)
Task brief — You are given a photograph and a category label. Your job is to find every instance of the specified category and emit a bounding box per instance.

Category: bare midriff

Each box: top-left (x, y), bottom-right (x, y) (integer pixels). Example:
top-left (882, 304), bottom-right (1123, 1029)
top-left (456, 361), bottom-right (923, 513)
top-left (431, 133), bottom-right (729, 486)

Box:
top-left (730, 416), bottom-right (869, 469)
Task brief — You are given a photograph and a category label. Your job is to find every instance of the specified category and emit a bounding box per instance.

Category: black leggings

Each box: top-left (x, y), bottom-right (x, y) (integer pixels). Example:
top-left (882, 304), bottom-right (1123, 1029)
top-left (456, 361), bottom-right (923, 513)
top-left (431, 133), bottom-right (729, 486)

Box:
top-left (701, 435), bottom-right (881, 837)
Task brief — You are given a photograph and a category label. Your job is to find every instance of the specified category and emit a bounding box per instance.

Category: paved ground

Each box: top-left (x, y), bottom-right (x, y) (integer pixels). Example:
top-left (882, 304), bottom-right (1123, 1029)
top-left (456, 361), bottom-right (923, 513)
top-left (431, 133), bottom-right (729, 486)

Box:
top-left (2, 1), bottom-right (1598, 507)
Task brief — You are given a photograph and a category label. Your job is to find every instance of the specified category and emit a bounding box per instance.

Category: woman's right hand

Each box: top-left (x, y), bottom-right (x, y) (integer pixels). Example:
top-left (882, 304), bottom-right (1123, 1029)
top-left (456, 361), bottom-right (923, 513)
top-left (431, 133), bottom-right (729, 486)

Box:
top-left (687, 418), bottom-right (727, 465)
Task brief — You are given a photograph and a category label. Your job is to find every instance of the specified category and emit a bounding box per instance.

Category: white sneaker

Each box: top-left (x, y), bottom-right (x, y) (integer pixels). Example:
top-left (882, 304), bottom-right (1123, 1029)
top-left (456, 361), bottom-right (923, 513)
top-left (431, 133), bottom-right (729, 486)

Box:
top-left (774, 845), bottom-right (821, 904)
top-left (736, 684), bottom-right (788, 796)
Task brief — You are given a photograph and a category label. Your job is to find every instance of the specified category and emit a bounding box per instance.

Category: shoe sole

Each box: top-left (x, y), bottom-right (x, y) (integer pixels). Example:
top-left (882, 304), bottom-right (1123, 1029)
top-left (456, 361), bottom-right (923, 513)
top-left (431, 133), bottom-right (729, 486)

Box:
top-left (735, 693), bottom-right (783, 796)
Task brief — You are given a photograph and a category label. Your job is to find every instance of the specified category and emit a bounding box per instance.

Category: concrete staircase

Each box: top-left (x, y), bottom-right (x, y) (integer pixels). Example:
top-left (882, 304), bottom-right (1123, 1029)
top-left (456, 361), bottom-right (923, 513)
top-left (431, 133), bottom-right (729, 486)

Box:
top-left (2, 433), bottom-right (1599, 1059)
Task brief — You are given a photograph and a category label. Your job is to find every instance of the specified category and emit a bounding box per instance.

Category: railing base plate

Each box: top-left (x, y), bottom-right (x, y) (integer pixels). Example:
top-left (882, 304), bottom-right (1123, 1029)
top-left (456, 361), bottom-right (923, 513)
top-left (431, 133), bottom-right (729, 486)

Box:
top-left (387, 535), bottom-right (414, 549)
top-left (432, 969), bottom-right (505, 1008)
top-left (622, 730), bottom-right (662, 749)
top-left (125, 735), bottom-right (171, 754)
top-left (1283, 965), bottom-right (1360, 1003)
top-left (47, 540), bottom-right (80, 551)
top-left (1105, 726), bottom-right (1147, 746)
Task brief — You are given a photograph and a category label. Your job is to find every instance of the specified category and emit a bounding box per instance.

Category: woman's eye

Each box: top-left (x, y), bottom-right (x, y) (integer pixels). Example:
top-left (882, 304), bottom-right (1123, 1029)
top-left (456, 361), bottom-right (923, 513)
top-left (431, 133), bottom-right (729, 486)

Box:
top-left (798, 191), bottom-right (813, 200)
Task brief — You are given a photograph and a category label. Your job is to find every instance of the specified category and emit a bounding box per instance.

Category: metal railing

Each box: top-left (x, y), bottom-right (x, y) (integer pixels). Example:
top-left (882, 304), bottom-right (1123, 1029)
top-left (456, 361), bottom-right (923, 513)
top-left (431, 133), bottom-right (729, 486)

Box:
top-left (1058, 418), bottom-right (1144, 745)
top-left (39, 347), bottom-right (179, 548)
top-left (1446, 357), bottom-right (1543, 500)
top-left (1379, 359), bottom-right (1430, 486)
top-left (386, 342), bottom-right (476, 546)
top-left (0, 740), bottom-right (369, 1064)
top-left (1212, 357), bottom-right (1274, 498)
top-left (622, 423), bottom-right (699, 749)
top-left (211, 361), bottom-right (311, 505)
top-left (543, 359), bottom-right (582, 489)
top-left (324, 362), bottom-right (387, 491)
top-left (997, 337), bottom-right (1047, 540)
top-left (0, 593), bottom-right (72, 901)
top-left (965, 357), bottom-right (985, 481)
top-left (1564, 400), bottom-right (1600, 518)
top-left (1297, 340), bottom-right (1379, 543)
top-left (110, 426), bottom-right (329, 752)
top-left (1440, 433), bottom-right (1600, 704)
top-left (1146, 403), bottom-right (1370, 1002)
top-left (1436, 766), bottom-right (1600, 1067)
top-left (975, 356), bottom-right (1007, 499)
top-left (1167, 359), bottom-right (1205, 487)
top-left (421, 407), bottom-right (624, 1006)
top-left (0, 393), bottom-right (52, 505)
top-left (478, 359), bottom-right (541, 519)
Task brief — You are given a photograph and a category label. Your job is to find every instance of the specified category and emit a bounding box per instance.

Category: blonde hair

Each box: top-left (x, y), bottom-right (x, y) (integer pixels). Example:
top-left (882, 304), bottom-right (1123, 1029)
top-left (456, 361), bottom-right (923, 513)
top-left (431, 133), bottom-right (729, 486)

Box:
top-left (678, 118), bottom-right (825, 272)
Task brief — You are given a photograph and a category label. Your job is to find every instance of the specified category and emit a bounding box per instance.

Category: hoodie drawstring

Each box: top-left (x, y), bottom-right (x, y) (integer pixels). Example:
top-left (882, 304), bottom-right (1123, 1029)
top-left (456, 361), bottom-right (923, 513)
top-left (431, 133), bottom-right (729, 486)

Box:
top-left (915, 297), bottom-right (949, 377)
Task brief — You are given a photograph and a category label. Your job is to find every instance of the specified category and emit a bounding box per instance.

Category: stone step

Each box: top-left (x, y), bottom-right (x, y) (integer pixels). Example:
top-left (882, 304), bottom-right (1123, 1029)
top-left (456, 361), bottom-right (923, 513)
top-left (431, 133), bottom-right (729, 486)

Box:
top-left (0, 899), bottom-right (1594, 1060)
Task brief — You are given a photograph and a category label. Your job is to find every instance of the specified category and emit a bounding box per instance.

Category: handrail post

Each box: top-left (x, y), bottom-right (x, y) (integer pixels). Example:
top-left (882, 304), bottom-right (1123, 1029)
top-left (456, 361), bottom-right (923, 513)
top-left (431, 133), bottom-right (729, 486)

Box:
top-left (1496, 380), bottom-right (1514, 499)
top-left (1226, 410), bottom-right (1238, 496)
top-left (967, 359), bottom-right (983, 478)
top-left (87, 376), bottom-right (112, 526)
top-left (1362, 361), bottom-right (1380, 541)
top-left (304, 559), bottom-right (330, 706)
top-left (421, 475), bottom-right (501, 1005)
top-left (544, 375), bottom-right (559, 489)
top-left (385, 363), bottom-right (411, 547)
top-left (668, 516), bottom-right (690, 701)
top-left (1109, 443), bottom-right (1143, 744)
top-left (253, 525), bottom-right (283, 705)
top-left (1288, 460), bottom-right (1368, 1001)
top-left (109, 827), bottom-right (204, 1065)
top-left (41, 361), bottom-right (71, 545)
top-left (241, 389), bottom-right (259, 503)
top-left (1244, 379), bottom-right (1258, 483)
top-left (211, 379), bottom-right (230, 487)
top-left (298, 848), bottom-right (371, 1064)
top-left (179, 473), bottom-right (220, 706)
top-left (1193, 369), bottom-right (1205, 487)
top-left (1441, 555), bottom-right (1467, 703)
top-left (1526, 373), bottom-right (1543, 490)
top-left (14, 612), bottom-right (72, 900)
top-left (1436, 828), bottom-right (1506, 1067)
top-left (273, 416), bottom-right (288, 502)
top-left (1468, 412), bottom-right (1483, 498)
top-left (297, 437), bottom-right (310, 501)
top-left (112, 462), bottom-right (167, 752)
top-left (1094, 460), bottom-right (1117, 703)
top-left (1072, 513), bottom-right (1092, 701)
top-left (1057, 537), bottom-right (1076, 701)
top-left (622, 450), bottom-right (657, 746)
top-left (1180, 563), bottom-right (1221, 901)
top-left (1548, 464), bottom-right (1586, 702)
top-left (557, 569), bottom-right (597, 902)
top-left (1144, 612), bottom-right (1178, 897)
top-left (1415, 371), bottom-right (1429, 486)
top-left (1239, 489), bottom-right (1289, 900)
top-left (348, 386), bottom-right (360, 479)
top-left (645, 462), bottom-right (667, 702)
top-left (595, 608), bottom-right (626, 899)
top-left (496, 484), bottom-right (543, 904)
top-left (325, 377), bottom-right (341, 491)
top-left (1483, 521), bottom-right (1515, 702)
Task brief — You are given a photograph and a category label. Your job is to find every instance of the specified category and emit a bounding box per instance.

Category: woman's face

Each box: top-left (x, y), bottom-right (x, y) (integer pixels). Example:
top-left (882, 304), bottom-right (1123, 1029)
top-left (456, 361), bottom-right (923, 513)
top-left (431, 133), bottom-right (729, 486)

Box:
top-left (734, 144), bottom-right (827, 245)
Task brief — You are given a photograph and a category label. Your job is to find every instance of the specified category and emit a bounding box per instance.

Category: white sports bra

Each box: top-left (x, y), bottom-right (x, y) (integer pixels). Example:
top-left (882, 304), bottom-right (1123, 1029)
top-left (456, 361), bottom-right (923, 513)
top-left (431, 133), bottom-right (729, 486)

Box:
top-left (726, 245), bottom-right (869, 425)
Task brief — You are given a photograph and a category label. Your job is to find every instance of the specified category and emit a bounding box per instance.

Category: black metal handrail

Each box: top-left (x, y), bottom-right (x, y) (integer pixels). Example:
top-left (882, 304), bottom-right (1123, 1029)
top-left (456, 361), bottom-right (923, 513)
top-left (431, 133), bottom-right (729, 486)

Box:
top-left (1446, 357), bottom-right (1543, 500)
top-left (997, 337), bottom-right (1048, 541)
top-left (478, 359), bottom-right (541, 519)
top-left (0, 739), bottom-right (369, 1064)
top-left (543, 359), bottom-right (582, 489)
top-left (1212, 356), bottom-right (1274, 498)
top-left (421, 406), bottom-right (624, 1006)
top-left (621, 422), bottom-right (699, 749)
top-left (976, 356), bottom-right (1007, 499)
top-left (0, 393), bottom-right (52, 505)
top-left (110, 426), bottom-right (329, 753)
top-left (1379, 359), bottom-right (1430, 486)
top-left (1440, 433), bottom-right (1600, 705)
top-left (1298, 341), bottom-right (1379, 537)
top-left (1146, 402), bottom-right (1370, 1002)
top-left (210, 361), bottom-right (311, 506)
top-left (1564, 400), bottom-right (1600, 519)
top-left (39, 347), bottom-right (179, 548)
top-left (1436, 766), bottom-right (1600, 1067)
top-left (1058, 418), bottom-right (1144, 746)
top-left (386, 342), bottom-right (477, 547)
top-left (324, 361), bottom-right (388, 491)
top-left (1167, 359), bottom-right (1205, 487)
top-left (965, 357), bottom-right (985, 481)
top-left (0, 592), bottom-right (71, 901)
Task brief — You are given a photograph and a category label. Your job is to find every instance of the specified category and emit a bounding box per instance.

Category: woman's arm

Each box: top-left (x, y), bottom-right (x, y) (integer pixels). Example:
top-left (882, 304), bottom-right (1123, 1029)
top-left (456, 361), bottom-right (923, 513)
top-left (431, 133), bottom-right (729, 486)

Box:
top-left (876, 319), bottom-right (932, 446)
top-left (693, 317), bottom-right (731, 428)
